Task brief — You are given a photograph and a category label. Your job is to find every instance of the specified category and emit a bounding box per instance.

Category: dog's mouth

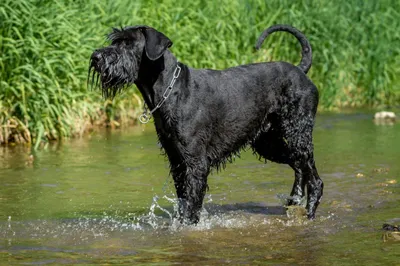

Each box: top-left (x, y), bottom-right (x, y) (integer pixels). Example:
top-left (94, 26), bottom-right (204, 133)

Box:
top-left (88, 50), bottom-right (136, 99)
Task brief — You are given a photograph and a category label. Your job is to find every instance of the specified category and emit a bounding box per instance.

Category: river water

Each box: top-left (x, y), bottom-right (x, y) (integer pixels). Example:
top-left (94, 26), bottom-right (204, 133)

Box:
top-left (0, 112), bottom-right (399, 265)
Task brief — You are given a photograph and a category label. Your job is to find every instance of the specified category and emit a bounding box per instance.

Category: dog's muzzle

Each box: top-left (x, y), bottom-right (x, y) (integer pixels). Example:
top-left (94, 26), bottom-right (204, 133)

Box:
top-left (89, 51), bottom-right (104, 73)
top-left (88, 48), bottom-right (138, 98)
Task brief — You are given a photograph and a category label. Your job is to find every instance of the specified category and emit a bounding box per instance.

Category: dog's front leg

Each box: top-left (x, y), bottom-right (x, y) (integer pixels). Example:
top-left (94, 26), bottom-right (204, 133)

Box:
top-left (172, 157), bottom-right (210, 224)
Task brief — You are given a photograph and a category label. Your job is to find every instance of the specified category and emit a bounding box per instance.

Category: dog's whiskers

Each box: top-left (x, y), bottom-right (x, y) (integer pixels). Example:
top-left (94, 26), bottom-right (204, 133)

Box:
top-left (87, 62), bottom-right (92, 90)
top-left (95, 74), bottom-right (100, 90)
top-left (90, 68), bottom-right (96, 90)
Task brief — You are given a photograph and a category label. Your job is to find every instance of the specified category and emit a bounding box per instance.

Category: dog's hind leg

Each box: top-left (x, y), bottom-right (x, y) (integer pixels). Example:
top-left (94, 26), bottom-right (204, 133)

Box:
top-left (252, 126), bottom-right (307, 204)
top-left (288, 161), bottom-right (307, 206)
top-left (284, 112), bottom-right (323, 219)
top-left (289, 153), bottom-right (323, 219)
top-left (304, 158), bottom-right (323, 219)
top-left (252, 112), bottom-right (323, 219)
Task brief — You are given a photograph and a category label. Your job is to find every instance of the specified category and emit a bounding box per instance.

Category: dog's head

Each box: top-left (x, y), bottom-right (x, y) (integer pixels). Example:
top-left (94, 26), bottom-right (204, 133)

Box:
top-left (88, 25), bottom-right (172, 98)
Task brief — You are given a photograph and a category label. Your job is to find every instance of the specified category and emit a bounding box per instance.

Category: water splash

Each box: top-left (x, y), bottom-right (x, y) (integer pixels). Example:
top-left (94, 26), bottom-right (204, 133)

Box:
top-left (276, 193), bottom-right (307, 207)
top-left (131, 192), bottom-right (256, 232)
top-left (1, 191), bottom-right (335, 247)
top-left (5, 216), bottom-right (16, 246)
top-left (140, 194), bottom-right (176, 229)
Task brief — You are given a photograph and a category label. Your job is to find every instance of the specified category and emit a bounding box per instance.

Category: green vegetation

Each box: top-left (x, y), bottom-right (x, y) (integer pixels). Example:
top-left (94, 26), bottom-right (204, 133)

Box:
top-left (1, 0), bottom-right (399, 146)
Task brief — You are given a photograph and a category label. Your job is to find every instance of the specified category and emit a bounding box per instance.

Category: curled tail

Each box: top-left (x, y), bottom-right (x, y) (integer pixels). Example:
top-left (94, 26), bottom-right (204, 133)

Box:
top-left (255, 24), bottom-right (312, 74)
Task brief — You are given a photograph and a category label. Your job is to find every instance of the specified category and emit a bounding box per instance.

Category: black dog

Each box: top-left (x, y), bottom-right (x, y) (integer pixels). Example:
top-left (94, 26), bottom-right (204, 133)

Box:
top-left (89, 24), bottom-right (323, 224)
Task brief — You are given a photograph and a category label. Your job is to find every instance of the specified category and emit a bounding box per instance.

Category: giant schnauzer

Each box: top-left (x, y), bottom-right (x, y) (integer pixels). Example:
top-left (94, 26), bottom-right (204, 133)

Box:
top-left (89, 24), bottom-right (323, 224)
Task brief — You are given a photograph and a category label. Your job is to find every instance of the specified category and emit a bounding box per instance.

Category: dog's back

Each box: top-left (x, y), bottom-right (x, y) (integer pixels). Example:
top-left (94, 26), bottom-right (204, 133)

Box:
top-left (178, 61), bottom-right (318, 168)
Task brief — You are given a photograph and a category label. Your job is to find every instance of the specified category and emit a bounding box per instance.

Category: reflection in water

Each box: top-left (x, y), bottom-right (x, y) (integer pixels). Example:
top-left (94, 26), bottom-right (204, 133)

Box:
top-left (0, 114), bottom-right (399, 264)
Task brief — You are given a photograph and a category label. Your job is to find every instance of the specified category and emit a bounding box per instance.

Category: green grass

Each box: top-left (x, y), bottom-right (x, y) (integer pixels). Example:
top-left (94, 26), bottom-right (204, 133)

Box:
top-left (1, 0), bottom-right (399, 146)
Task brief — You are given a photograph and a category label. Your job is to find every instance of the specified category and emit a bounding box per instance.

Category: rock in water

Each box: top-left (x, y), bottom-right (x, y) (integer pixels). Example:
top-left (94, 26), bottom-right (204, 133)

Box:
top-left (374, 111), bottom-right (396, 125)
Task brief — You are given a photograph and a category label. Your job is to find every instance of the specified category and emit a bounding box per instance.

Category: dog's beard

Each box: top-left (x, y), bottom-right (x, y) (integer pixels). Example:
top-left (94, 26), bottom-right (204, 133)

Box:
top-left (88, 49), bottom-right (138, 98)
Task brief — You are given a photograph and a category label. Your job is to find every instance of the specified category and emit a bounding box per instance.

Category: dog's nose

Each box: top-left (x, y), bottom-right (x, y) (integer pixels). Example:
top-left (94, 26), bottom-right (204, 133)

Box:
top-left (91, 51), bottom-right (102, 63)
top-left (90, 51), bottom-right (104, 72)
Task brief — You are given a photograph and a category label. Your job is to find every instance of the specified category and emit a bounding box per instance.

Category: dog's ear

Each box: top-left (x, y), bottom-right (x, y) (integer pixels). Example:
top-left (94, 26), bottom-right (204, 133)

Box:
top-left (142, 27), bottom-right (173, 61)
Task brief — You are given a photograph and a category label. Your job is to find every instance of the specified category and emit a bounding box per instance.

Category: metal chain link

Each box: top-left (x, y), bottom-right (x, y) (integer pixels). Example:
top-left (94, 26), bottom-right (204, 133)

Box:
top-left (139, 64), bottom-right (181, 124)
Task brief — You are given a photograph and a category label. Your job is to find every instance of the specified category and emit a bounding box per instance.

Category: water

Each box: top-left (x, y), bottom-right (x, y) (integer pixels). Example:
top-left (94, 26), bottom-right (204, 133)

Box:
top-left (0, 113), bottom-right (399, 265)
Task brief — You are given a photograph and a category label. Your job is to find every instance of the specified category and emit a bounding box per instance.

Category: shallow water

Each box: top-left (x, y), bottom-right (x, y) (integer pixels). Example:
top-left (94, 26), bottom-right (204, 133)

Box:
top-left (0, 113), bottom-right (399, 265)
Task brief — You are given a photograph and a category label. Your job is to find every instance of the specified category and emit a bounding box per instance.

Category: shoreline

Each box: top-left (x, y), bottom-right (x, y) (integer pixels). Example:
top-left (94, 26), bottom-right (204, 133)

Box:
top-left (1, 106), bottom-right (397, 147)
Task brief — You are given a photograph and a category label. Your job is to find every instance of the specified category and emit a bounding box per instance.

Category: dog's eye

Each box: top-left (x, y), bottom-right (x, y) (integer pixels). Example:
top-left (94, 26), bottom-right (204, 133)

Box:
top-left (111, 39), bottom-right (129, 47)
top-left (111, 40), bottom-right (120, 46)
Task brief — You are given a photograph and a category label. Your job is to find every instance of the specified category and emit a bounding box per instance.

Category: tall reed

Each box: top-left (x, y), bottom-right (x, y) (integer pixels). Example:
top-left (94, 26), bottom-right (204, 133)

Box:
top-left (1, 0), bottom-right (399, 146)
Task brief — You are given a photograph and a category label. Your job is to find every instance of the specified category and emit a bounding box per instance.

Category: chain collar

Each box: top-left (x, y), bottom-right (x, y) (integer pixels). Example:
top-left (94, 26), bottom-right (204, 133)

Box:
top-left (139, 64), bottom-right (182, 124)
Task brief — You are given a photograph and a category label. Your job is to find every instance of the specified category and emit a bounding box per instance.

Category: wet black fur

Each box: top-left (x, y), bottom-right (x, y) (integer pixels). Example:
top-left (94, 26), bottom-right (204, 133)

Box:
top-left (89, 24), bottom-right (324, 224)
